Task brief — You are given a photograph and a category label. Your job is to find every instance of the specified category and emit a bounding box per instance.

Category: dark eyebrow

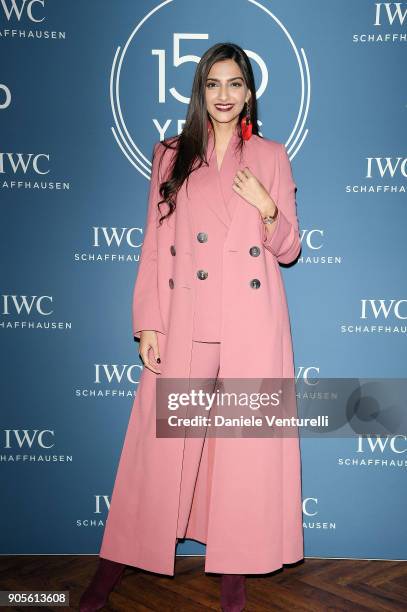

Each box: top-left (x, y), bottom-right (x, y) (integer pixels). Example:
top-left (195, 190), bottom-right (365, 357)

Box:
top-left (206, 76), bottom-right (244, 82)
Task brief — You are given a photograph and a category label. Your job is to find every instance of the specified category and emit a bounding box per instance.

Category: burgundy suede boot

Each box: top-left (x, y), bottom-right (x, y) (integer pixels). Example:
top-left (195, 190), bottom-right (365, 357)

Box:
top-left (79, 556), bottom-right (126, 612)
top-left (220, 574), bottom-right (246, 611)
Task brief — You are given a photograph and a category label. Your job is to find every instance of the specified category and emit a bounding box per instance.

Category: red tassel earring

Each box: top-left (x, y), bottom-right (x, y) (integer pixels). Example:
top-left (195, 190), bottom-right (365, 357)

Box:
top-left (241, 101), bottom-right (252, 140)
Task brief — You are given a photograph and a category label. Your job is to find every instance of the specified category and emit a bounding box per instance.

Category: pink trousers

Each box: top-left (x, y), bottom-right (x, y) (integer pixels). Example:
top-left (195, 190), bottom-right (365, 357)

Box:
top-left (176, 340), bottom-right (221, 541)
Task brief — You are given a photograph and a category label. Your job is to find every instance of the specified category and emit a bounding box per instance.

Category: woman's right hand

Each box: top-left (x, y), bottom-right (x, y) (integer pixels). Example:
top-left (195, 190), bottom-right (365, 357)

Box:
top-left (139, 330), bottom-right (161, 374)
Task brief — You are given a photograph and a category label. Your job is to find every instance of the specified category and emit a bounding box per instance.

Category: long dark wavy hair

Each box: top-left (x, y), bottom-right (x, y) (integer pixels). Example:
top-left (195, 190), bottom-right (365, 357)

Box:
top-left (154, 42), bottom-right (260, 226)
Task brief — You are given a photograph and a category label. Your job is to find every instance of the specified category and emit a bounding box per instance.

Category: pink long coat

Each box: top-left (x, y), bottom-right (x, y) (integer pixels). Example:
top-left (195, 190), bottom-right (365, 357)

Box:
top-left (100, 125), bottom-right (304, 575)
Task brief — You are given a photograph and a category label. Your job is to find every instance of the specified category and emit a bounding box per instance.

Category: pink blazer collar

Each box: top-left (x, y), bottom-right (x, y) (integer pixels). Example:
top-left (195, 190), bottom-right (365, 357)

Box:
top-left (205, 124), bottom-right (247, 227)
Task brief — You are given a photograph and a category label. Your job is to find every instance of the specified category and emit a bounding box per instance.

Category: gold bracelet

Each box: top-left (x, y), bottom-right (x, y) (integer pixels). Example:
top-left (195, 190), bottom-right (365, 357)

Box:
top-left (262, 205), bottom-right (278, 224)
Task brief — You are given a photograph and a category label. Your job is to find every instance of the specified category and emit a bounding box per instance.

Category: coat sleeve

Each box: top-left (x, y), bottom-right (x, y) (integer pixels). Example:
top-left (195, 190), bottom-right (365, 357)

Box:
top-left (132, 142), bottom-right (165, 339)
top-left (260, 143), bottom-right (301, 265)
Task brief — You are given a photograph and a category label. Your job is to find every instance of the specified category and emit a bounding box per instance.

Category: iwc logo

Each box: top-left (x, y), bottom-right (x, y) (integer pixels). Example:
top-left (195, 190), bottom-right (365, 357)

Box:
top-left (109, 0), bottom-right (310, 179)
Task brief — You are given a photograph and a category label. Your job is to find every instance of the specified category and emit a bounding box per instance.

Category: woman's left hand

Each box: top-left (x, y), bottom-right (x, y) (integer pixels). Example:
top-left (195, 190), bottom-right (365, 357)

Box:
top-left (232, 167), bottom-right (276, 216)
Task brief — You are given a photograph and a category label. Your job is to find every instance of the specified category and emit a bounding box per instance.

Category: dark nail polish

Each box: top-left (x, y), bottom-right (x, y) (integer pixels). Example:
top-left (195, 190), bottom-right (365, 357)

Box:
top-left (157, 357), bottom-right (161, 363)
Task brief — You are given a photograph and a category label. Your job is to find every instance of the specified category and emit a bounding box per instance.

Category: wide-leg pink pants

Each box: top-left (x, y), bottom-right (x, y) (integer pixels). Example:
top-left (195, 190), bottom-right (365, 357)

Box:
top-left (175, 340), bottom-right (221, 542)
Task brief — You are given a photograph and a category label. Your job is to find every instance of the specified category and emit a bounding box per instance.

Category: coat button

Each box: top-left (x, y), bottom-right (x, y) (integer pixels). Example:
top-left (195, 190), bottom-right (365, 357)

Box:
top-left (197, 269), bottom-right (208, 280)
top-left (169, 278), bottom-right (174, 289)
top-left (170, 245), bottom-right (176, 256)
top-left (197, 232), bottom-right (208, 243)
top-left (249, 246), bottom-right (261, 257)
top-left (250, 278), bottom-right (261, 289)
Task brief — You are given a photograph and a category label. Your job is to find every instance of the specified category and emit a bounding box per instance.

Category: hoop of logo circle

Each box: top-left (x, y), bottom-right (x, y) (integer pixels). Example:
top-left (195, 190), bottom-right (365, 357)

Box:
top-left (110, 0), bottom-right (311, 180)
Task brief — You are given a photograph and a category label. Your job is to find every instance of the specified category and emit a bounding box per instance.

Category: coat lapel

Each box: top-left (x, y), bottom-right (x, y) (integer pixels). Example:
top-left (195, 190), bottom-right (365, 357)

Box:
top-left (205, 126), bottom-right (246, 228)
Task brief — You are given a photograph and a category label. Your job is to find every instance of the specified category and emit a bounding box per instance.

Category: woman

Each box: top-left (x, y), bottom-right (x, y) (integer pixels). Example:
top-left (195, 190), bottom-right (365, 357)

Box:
top-left (80, 42), bottom-right (304, 612)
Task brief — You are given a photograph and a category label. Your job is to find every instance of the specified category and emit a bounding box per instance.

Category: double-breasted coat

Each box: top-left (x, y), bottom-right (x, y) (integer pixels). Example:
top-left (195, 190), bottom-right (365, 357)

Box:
top-left (100, 125), bottom-right (304, 575)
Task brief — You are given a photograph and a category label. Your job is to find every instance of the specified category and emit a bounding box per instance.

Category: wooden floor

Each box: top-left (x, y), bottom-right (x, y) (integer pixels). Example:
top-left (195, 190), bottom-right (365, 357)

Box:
top-left (0, 555), bottom-right (406, 611)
